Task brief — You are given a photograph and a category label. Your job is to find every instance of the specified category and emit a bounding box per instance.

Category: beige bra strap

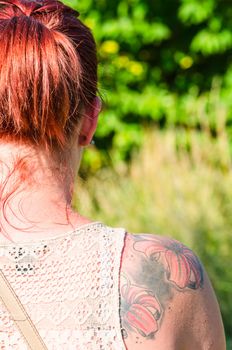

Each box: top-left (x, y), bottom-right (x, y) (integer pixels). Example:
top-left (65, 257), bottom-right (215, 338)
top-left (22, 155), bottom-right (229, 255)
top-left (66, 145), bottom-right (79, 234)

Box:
top-left (0, 269), bottom-right (48, 350)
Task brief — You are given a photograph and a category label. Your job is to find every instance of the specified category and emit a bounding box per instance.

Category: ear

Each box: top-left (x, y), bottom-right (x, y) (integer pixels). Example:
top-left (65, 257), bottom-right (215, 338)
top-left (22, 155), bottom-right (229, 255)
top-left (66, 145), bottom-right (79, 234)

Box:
top-left (78, 97), bottom-right (101, 146)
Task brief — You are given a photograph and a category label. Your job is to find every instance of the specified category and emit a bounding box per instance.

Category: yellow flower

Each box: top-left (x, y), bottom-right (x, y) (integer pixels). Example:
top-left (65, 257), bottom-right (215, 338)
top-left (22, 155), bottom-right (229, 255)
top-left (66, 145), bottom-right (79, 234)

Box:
top-left (179, 56), bottom-right (193, 69)
top-left (129, 61), bottom-right (144, 76)
top-left (101, 40), bottom-right (119, 55)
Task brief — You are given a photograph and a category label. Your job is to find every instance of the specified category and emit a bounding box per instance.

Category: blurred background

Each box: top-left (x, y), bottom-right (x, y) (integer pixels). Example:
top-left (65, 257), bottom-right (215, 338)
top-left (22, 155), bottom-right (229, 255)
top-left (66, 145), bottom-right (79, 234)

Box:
top-left (66, 0), bottom-right (232, 345)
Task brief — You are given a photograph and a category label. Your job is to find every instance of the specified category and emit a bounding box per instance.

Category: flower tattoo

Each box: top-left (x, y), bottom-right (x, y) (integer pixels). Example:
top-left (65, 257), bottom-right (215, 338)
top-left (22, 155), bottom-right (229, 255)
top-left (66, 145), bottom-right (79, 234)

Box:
top-left (120, 235), bottom-right (204, 341)
top-left (134, 237), bottom-right (203, 289)
top-left (120, 276), bottom-right (162, 339)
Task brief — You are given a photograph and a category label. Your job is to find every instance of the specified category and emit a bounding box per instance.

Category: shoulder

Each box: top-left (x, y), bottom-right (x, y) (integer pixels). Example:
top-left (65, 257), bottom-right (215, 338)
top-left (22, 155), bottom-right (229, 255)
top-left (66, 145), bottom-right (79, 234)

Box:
top-left (119, 232), bottom-right (226, 350)
top-left (121, 232), bottom-right (203, 289)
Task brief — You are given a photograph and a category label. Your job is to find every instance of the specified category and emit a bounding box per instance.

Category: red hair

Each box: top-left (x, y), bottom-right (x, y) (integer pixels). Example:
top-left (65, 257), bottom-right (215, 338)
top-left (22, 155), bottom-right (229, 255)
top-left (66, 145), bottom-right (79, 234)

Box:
top-left (0, 0), bottom-right (98, 238)
top-left (0, 0), bottom-right (97, 149)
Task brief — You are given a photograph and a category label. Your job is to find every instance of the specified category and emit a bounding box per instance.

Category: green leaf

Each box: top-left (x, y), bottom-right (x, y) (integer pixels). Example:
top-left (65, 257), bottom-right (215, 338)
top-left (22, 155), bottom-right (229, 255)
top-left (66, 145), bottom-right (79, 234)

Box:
top-left (191, 29), bottom-right (232, 55)
top-left (178, 0), bottom-right (215, 25)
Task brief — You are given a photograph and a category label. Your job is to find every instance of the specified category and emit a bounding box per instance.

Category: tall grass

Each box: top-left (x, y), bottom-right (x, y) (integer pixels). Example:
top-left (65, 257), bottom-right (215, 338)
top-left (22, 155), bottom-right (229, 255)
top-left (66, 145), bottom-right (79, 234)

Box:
top-left (74, 125), bottom-right (232, 344)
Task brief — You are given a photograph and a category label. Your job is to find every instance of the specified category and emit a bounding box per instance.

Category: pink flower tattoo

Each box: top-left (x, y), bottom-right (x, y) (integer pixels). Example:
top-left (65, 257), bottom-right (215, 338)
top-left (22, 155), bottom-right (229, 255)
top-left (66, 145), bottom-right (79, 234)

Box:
top-left (134, 237), bottom-right (203, 290)
top-left (120, 277), bottom-right (162, 338)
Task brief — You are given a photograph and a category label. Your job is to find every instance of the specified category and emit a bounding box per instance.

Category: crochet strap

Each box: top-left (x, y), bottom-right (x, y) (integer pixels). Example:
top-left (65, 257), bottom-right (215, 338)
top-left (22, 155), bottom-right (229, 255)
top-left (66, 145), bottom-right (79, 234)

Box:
top-left (0, 269), bottom-right (48, 350)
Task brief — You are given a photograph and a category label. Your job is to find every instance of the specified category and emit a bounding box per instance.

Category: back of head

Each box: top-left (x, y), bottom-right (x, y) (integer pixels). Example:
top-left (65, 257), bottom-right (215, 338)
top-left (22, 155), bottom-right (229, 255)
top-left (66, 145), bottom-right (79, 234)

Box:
top-left (0, 0), bottom-right (97, 150)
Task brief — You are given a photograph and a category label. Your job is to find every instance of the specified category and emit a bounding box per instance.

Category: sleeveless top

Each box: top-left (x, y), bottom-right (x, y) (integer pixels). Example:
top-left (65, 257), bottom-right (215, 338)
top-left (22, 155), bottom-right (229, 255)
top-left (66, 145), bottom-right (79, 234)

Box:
top-left (0, 222), bottom-right (127, 349)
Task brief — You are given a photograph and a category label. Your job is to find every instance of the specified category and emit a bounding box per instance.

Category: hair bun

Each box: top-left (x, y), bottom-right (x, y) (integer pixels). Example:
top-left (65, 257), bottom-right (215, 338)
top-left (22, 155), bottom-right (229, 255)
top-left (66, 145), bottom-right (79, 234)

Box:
top-left (0, 0), bottom-right (79, 18)
top-left (0, 0), bottom-right (96, 150)
top-left (0, 0), bottom-right (41, 16)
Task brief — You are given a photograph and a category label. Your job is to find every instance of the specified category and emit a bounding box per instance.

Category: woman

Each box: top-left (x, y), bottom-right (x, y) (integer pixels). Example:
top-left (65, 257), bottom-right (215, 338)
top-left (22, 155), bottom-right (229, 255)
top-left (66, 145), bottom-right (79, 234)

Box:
top-left (0, 0), bottom-right (226, 349)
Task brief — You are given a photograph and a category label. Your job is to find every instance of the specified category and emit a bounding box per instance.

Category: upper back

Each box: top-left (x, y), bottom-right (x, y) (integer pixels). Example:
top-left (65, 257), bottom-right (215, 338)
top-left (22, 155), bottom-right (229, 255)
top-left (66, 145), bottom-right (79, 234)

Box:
top-left (0, 222), bottom-right (225, 349)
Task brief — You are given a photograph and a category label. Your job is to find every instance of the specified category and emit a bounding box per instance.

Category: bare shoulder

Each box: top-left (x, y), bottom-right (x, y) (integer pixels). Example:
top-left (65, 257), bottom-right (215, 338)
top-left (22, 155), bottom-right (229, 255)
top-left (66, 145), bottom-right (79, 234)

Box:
top-left (119, 232), bottom-right (226, 350)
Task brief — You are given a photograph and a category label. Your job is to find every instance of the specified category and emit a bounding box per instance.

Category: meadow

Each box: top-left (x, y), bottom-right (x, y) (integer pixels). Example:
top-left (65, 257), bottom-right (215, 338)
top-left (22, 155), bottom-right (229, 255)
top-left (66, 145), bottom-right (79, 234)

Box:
top-left (75, 117), bottom-right (232, 346)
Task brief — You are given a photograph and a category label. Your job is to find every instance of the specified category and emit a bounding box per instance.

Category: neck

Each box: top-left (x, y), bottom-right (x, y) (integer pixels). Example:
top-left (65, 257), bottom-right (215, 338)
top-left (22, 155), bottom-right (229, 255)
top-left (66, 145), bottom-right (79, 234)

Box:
top-left (0, 142), bottom-right (88, 242)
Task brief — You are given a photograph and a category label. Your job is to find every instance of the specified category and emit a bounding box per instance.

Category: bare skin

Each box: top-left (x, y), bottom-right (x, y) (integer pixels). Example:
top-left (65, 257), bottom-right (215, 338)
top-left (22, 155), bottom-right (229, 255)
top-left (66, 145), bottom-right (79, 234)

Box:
top-left (120, 233), bottom-right (226, 350)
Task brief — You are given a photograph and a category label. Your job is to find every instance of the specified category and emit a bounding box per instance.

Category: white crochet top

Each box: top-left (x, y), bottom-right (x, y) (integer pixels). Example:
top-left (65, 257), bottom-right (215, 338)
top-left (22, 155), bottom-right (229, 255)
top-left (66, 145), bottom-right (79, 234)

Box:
top-left (0, 222), bottom-right (127, 349)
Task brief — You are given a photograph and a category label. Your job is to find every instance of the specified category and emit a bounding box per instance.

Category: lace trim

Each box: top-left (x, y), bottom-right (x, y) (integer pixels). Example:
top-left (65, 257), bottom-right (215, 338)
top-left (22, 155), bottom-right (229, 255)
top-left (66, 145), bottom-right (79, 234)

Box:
top-left (0, 222), bottom-right (104, 263)
top-left (113, 229), bottom-right (127, 350)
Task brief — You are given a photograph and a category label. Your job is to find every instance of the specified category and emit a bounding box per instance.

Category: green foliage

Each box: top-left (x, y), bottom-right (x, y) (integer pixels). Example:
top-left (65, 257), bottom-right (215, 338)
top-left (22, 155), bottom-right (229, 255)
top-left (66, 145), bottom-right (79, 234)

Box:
top-left (191, 28), bottom-right (232, 55)
top-left (178, 0), bottom-right (215, 24)
top-left (65, 0), bottom-right (232, 169)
